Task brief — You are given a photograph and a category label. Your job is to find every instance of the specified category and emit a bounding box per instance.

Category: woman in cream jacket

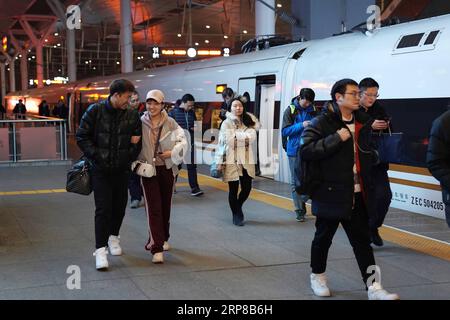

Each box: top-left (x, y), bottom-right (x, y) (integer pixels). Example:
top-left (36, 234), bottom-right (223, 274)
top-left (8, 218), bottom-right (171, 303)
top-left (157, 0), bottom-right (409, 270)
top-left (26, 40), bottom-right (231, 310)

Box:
top-left (138, 89), bottom-right (187, 263)
top-left (216, 96), bottom-right (260, 226)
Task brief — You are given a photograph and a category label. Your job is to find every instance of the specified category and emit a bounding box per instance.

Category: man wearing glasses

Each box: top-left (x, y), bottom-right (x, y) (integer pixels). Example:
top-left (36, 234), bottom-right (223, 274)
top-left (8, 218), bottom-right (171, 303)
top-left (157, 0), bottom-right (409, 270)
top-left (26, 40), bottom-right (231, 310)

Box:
top-left (359, 78), bottom-right (392, 247)
top-left (300, 79), bottom-right (399, 300)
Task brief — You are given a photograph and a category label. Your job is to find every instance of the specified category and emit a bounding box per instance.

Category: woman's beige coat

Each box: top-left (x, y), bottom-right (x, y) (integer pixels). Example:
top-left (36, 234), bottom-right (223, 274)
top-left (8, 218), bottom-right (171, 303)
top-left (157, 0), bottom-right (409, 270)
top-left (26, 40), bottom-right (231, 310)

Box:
top-left (216, 112), bottom-right (260, 182)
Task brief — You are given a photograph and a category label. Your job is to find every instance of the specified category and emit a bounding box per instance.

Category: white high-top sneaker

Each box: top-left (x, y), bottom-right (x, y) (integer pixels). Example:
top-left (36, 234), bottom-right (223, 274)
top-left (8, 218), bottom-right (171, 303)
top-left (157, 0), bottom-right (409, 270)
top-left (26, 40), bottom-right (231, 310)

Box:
top-left (310, 273), bottom-right (331, 297)
top-left (368, 282), bottom-right (400, 300)
top-left (163, 241), bottom-right (171, 251)
top-left (93, 247), bottom-right (109, 270)
top-left (152, 252), bottom-right (164, 264)
top-left (108, 235), bottom-right (122, 256)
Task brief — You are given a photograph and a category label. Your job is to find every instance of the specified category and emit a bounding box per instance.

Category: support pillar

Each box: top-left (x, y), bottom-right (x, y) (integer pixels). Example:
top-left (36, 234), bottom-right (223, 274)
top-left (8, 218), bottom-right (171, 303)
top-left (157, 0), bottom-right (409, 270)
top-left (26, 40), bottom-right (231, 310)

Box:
top-left (19, 16), bottom-right (56, 88)
top-left (120, 0), bottom-right (133, 73)
top-left (0, 63), bottom-right (6, 102)
top-left (255, 0), bottom-right (275, 39)
top-left (1, 51), bottom-right (18, 92)
top-left (10, 32), bottom-right (29, 91)
top-left (47, 0), bottom-right (77, 82)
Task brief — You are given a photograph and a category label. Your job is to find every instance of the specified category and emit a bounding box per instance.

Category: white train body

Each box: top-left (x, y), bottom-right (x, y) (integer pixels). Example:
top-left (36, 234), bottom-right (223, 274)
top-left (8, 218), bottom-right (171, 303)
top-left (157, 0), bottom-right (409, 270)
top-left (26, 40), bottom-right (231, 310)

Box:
top-left (7, 14), bottom-right (450, 220)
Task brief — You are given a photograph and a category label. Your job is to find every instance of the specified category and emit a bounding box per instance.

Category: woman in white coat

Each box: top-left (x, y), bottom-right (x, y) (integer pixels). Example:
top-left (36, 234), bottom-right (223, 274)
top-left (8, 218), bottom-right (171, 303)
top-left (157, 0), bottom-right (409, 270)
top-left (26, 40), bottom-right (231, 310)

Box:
top-left (138, 89), bottom-right (187, 263)
top-left (216, 96), bottom-right (260, 226)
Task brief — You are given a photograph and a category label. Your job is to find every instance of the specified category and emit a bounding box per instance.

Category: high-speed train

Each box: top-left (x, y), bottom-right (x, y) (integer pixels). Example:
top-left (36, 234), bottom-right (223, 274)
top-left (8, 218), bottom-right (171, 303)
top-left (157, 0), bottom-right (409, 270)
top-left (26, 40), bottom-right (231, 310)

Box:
top-left (6, 14), bottom-right (450, 220)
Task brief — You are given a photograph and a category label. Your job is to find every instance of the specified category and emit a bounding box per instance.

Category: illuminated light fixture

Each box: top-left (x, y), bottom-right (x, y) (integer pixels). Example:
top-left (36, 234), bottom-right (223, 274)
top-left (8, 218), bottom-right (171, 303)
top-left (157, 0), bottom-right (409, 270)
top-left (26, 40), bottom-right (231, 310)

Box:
top-left (46, 79), bottom-right (52, 85)
top-left (177, 33), bottom-right (182, 37)
top-left (187, 47), bottom-right (197, 58)
top-left (224, 35), bottom-right (228, 39)
top-left (28, 49), bottom-right (31, 52)
top-left (85, 61), bottom-right (89, 64)
top-left (44, 39), bottom-right (48, 42)
top-left (2, 35), bottom-right (8, 52)
top-left (53, 45), bottom-right (57, 48)
top-left (15, 56), bottom-right (18, 59)
top-left (277, 3), bottom-right (282, 7)
top-left (93, 66), bottom-right (96, 70)
top-left (206, 25), bottom-right (210, 29)
top-left (18, 54), bottom-right (22, 58)
top-left (28, 58), bottom-right (31, 61)
top-left (57, 43), bottom-right (61, 47)
top-left (216, 84), bottom-right (227, 94)
top-left (54, 32), bottom-right (59, 36)
top-left (116, 61), bottom-right (120, 64)
top-left (7, 68), bottom-right (10, 71)
top-left (32, 56), bottom-right (35, 59)
top-left (243, 30), bottom-right (248, 34)
top-left (195, 42), bottom-right (199, 46)
top-left (174, 49), bottom-right (186, 55)
top-left (197, 49), bottom-right (221, 56)
top-left (89, 60), bottom-right (91, 63)
top-left (205, 40), bottom-right (209, 44)
top-left (58, 69), bottom-right (61, 72)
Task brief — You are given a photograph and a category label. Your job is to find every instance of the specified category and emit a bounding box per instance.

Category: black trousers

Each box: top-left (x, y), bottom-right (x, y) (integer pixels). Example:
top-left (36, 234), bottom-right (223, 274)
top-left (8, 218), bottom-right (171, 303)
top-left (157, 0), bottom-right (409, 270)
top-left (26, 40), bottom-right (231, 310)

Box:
top-left (128, 171), bottom-right (143, 201)
top-left (311, 193), bottom-right (376, 285)
top-left (369, 165), bottom-right (392, 230)
top-left (228, 169), bottom-right (253, 219)
top-left (177, 144), bottom-right (200, 190)
top-left (91, 169), bottom-right (129, 249)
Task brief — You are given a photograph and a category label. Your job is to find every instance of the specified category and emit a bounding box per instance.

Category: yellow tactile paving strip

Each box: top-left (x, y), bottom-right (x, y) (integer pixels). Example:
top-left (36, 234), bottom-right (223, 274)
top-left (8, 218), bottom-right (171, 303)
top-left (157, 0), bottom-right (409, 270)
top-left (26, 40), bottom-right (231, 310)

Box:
top-left (1, 172), bottom-right (449, 261)
top-left (180, 171), bottom-right (450, 262)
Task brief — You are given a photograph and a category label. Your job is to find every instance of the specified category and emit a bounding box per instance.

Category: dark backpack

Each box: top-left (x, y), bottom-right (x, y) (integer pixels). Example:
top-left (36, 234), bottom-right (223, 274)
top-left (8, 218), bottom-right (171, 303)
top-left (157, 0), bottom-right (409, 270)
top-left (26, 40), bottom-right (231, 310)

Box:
top-left (293, 144), bottom-right (321, 197)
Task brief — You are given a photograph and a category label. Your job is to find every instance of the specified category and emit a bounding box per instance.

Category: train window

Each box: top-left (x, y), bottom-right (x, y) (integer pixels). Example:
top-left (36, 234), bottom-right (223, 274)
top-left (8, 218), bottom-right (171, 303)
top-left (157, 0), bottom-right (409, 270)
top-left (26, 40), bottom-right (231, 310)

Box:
top-left (396, 33), bottom-right (425, 49)
top-left (424, 30), bottom-right (439, 45)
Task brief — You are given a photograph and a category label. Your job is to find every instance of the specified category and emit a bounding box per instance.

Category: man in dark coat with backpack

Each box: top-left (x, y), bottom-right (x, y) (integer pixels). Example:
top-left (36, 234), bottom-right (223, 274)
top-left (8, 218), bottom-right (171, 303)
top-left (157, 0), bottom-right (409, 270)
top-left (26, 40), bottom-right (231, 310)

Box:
top-left (281, 88), bottom-right (317, 222)
top-left (299, 79), bottom-right (399, 300)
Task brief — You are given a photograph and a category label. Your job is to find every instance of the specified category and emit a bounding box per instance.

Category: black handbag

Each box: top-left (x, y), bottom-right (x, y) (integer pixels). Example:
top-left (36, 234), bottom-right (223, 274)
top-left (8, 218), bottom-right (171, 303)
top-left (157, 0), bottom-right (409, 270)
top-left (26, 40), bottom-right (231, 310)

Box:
top-left (66, 158), bottom-right (92, 195)
top-left (372, 128), bottom-right (405, 164)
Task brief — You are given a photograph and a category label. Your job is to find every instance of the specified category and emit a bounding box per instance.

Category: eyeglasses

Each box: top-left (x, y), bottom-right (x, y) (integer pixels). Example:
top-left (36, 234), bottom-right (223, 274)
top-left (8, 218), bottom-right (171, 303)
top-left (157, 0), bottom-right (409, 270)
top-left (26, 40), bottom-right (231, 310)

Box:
top-left (344, 92), bottom-right (361, 98)
top-left (362, 92), bottom-right (380, 98)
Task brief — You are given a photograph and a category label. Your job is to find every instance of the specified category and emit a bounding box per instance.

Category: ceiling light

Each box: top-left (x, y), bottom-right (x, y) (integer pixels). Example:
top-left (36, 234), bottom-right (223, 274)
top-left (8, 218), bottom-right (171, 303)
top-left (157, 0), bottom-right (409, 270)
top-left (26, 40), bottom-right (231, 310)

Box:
top-left (54, 45), bottom-right (57, 48)
top-left (57, 43), bottom-right (61, 47)
top-left (54, 32), bottom-right (59, 36)
top-left (224, 35), bottom-right (228, 39)
top-left (116, 61), bottom-right (120, 65)
top-left (85, 61), bottom-right (89, 64)
top-left (18, 54), bottom-right (22, 58)
top-left (44, 39), bottom-right (48, 42)
top-left (93, 67), bottom-right (96, 70)
top-left (205, 40), bottom-right (209, 44)
top-left (243, 30), bottom-right (248, 34)
top-left (277, 3), bottom-right (282, 8)
top-left (32, 55), bottom-right (35, 59)
top-left (195, 42), bottom-right (199, 46)
top-left (177, 33), bottom-right (182, 37)
top-left (28, 58), bottom-right (31, 61)
top-left (206, 25), bottom-right (210, 29)
top-left (187, 47), bottom-right (197, 58)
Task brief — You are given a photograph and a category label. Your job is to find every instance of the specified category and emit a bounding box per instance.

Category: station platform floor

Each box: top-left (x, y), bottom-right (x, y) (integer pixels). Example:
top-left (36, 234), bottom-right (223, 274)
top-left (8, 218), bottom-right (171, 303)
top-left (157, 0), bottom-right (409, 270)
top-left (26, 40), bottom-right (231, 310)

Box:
top-left (1, 163), bottom-right (450, 300)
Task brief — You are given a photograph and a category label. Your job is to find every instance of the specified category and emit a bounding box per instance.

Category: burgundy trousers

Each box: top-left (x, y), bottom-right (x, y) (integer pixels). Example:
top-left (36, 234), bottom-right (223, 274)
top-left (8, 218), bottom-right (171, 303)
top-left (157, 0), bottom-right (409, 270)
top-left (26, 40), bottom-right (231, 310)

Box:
top-left (141, 166), bottom-right (175, 254)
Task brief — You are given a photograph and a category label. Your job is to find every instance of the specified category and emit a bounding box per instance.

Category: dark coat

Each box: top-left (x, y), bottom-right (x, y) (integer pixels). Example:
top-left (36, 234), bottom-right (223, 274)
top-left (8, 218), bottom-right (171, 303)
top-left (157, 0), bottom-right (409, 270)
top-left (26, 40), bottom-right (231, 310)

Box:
top-left (168, 106), bottom-right (196, 139)
top-left (13, 102), bottom-right (27, 114)
top-left (299, 102), bottom-right (376, 220)
top-left (76, 98), bottom-right (142, 172)
top-left (427, 110), bottom-right (450, 206)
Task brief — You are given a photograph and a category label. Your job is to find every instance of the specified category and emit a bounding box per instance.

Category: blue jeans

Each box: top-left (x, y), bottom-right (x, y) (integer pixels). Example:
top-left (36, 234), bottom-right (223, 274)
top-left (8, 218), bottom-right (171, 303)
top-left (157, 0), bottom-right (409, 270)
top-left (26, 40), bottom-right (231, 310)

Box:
top-left (288, 156), bottom-right (305, 213)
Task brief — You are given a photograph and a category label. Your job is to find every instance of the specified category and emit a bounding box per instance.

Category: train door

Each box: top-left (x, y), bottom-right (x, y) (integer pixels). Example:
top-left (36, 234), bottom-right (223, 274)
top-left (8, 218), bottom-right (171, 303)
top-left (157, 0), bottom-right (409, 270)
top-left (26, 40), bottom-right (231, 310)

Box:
top-left (255, 75), bottom-right (277, 179)
top-left (238, 77), bottom-right (256, 113)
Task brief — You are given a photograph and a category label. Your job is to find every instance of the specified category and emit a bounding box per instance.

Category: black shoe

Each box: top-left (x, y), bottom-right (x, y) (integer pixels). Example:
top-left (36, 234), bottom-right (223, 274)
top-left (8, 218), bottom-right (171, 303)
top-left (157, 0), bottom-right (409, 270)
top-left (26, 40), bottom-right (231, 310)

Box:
top-left (232, 213), bottom-right (244, 226)
top-left (370, 229), bottom-right (384, 247)
top-left (295, 210), bottom-right (306, 222)
top-left (191, 188), bottom-right (204, 196)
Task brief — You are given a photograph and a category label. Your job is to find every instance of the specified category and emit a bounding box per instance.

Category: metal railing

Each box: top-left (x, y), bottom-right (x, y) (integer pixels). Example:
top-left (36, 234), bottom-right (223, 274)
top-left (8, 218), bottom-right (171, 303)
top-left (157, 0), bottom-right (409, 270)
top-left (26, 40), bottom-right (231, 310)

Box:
top-left (0, 114), bottom-right (68, 163)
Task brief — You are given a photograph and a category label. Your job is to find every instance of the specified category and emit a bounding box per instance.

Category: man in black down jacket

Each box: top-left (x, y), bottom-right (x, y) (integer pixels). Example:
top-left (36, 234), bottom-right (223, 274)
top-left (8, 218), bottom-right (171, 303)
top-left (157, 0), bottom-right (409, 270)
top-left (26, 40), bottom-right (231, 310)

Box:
top-left (300, 79), bottom-right (399, 300)
top-left (359, 78), bottom-right (392, 247)
top-left (76, 79), bottom-right (142, 270)
top-left (427, 110), bottom-right (450, 228)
